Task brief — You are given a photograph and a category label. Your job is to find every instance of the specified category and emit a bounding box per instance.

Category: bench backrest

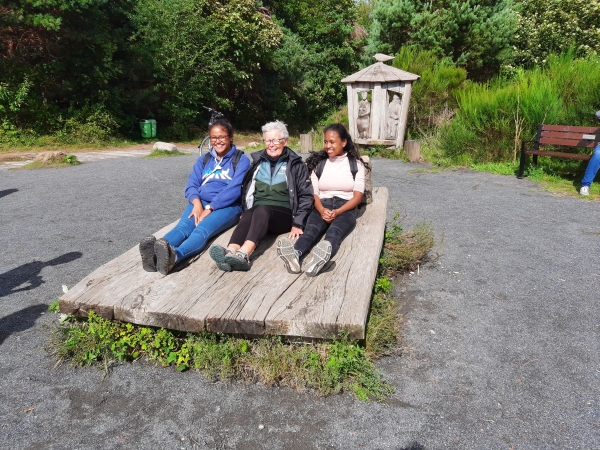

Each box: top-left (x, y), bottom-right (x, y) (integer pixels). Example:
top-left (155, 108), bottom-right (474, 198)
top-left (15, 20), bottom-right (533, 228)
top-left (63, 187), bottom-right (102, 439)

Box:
top-left (536, 124), bottom-right (600, 150)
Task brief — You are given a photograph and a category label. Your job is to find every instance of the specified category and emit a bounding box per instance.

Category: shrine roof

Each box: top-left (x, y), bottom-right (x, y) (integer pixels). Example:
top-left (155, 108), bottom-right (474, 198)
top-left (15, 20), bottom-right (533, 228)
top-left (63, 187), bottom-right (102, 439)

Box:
top-left (341, 60), bottom-right (420, 84)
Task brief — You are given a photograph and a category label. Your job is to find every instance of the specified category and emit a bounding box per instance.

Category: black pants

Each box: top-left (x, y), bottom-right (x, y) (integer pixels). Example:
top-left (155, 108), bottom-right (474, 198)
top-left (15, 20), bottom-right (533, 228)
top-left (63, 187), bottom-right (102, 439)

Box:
top-left (229, 205), bottom-right (293, 246)
top-left (294, 197), bottom-right (356, 258)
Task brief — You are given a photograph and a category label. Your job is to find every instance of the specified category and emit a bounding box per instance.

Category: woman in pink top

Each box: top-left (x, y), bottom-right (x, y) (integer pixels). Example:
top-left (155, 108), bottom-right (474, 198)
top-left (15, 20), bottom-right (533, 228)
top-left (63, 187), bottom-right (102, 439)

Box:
top-left (277, 123), bottom-right (370, 276)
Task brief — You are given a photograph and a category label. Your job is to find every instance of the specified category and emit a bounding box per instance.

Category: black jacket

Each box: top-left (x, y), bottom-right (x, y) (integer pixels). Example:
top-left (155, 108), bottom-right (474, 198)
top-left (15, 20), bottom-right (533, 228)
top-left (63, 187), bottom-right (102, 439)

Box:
top-left (241, 148), bottom-right (314, 229)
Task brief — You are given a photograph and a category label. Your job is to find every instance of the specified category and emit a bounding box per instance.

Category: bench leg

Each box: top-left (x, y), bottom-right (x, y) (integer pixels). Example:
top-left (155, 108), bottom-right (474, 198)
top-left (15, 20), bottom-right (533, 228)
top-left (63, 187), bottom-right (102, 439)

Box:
top-left (518, 144), bottom-right (527, 178)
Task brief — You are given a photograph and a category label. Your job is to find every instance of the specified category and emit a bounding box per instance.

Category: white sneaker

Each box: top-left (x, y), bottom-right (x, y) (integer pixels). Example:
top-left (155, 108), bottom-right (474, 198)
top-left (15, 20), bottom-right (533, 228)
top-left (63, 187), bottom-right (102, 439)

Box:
top-left (304, 240), bottom-right (332, 277)
top-left (580, 186), bottom-right (590, 196)
top-left (277, 237), bottom-right (301, 274)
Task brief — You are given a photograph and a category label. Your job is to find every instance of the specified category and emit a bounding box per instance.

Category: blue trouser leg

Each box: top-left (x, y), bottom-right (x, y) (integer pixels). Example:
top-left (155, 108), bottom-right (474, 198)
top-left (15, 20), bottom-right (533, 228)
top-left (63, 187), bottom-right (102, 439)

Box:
top-left (581, 144), bottom-right (600, 187)
top-left (163, 203), bottom-right (241, 262)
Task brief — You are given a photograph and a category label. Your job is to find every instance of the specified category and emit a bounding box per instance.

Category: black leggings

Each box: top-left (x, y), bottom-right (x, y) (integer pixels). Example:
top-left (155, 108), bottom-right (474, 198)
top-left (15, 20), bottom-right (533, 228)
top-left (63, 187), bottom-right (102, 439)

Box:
top-left (294, 197), bottom-right (356, 258)
top-left (229, 205), bottom-right (293, 246)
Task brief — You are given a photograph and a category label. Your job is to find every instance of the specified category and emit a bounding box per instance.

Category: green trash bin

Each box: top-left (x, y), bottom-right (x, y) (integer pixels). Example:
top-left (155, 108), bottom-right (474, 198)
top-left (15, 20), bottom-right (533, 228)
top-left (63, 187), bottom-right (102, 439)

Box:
top-left (140, 119), bottom-right (157, 138)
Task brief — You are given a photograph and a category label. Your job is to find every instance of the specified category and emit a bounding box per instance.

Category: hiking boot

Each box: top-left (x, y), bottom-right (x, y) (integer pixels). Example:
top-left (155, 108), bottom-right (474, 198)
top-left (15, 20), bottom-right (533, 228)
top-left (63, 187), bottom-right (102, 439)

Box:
top-left (580, 186), bottom-right (590, 196)
top-left (224, 250), bottom-right (251, 271)
top-left (154, 238), bottom-right (177, 275)
top-left (304, 240), bottom-right (332, 277)
top-left (209, 245), bottom-right (233, 272)
top-left (139, 236), bottom-right (157, 272)
top-left (277, 237), bottom-right (301, 274)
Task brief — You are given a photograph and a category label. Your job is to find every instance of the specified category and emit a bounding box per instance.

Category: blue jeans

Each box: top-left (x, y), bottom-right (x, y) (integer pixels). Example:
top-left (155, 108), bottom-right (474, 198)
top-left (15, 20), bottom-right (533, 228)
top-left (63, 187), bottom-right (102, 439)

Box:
top-left (163, 202), bottom-right (241, 262)
top-left (582, 144), bottom-right (600, 187)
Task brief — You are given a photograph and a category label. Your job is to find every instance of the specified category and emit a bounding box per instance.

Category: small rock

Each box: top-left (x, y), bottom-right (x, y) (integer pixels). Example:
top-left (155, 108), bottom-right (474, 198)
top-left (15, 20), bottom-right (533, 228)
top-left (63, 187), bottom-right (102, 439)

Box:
top-left (258, 424), bottom-right (264, 430)
top-left (34, 151), bottom-right (66, 163)
top-left (153, 142), bottom-right (178, 151)
top-left (246, 141), bottom-right (261, 148)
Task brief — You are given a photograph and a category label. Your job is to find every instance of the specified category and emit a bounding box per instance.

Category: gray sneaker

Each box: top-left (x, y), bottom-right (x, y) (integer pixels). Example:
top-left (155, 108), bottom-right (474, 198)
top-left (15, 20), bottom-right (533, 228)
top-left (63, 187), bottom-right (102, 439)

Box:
top-left (277, 237), bottom-right (301, 274)
top-left (580, 186), bottom-right (590, 196)
top-left (209, 245), bottom-right (233, 272)
top-left (139, 236), bottom-right (157, 272)
top-left (154, 238), bottom-right (177, 275)
top-left (224, 250), bottom-right (251, 271)
top-left (304, 240), bottom-right (332, 277)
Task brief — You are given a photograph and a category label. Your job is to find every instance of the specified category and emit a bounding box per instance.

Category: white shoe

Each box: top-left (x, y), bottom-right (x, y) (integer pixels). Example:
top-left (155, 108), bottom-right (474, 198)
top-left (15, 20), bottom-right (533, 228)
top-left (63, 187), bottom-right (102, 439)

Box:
top-left (580, 186), bottom-right (590, 196)
top-left (277, 237), bottom-right (301, 274)
top-left (304, 240), bottom-right (332, 277)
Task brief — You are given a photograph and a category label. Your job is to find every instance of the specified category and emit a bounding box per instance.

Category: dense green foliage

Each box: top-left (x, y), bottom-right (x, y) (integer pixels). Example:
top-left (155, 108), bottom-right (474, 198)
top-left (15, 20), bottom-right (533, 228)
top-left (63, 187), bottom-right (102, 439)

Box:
top-left (1, 0), bottom-right (135, 139)
top-left (513, 0), bottom-right (600, 67)
top-left (1, 0), bottom-right (362, 142)
top-left (391, 47), bottom-right (467, 136)
top-left (438, 53), bottom-right (600, 164)
top-left (367, 0), bottom-right (516, 78)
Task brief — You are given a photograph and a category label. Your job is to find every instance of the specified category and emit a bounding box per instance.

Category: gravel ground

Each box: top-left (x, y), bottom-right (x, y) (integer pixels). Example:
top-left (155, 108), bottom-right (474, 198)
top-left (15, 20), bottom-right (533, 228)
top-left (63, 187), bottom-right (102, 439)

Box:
top-left (1, 154), bottom-right (598, 449)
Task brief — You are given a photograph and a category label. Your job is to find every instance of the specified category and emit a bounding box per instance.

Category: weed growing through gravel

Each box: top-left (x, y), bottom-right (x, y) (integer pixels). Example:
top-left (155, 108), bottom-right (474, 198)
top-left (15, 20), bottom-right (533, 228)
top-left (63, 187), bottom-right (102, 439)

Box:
top-left (48, 218), bottom-right (435, 400)
top-left (17, 154), bottom-right (81, 169)
top-left (146, 149), bottom-right (186, 158)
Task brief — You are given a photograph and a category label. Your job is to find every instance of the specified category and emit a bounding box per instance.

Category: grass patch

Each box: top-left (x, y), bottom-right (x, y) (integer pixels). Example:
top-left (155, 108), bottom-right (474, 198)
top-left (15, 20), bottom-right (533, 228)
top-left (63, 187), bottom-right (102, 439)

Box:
top-left (16, 153), bottom-right (80, 169)
top-left (146, 149), bottom-right (186, 158)
top-left (48, 217), bottom-right (435, 400)
top-left (469, 160), bottom-right (600, 199)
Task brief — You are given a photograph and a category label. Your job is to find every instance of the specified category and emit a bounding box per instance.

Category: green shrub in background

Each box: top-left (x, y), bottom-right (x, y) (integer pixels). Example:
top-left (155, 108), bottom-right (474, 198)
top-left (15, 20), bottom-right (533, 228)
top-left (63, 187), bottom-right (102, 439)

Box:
top-left (392, 47), bottom-right (467, 138)
top-left (367, 0), bottom-right (516, 79)
top-left (513, 0), bottom-right (600, 67)
top-left (438, 52), bottom-right (600, 164)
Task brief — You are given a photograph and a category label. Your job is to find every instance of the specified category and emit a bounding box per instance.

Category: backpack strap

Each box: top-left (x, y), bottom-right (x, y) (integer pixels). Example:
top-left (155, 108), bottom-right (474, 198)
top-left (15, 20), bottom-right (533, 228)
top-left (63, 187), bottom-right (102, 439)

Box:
top-left (203, 149), bottom-right (244, 172)
top-left (348, 157), bottom-right (358, 180)
top-left (231, 149), bottom-right (243, 172)
top-left (315, 159), bottom-right (327, 179)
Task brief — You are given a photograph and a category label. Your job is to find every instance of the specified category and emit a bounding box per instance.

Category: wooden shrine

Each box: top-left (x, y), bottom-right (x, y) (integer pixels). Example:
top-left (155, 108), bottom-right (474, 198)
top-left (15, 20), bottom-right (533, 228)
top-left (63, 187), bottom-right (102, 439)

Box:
top-left (342, 53), bottom-right (420, 148)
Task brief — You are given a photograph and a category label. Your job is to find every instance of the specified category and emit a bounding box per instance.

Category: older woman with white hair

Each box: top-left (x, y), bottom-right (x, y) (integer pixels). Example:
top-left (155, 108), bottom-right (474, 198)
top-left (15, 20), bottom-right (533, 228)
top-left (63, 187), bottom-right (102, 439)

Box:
top-left (209, 120), bottom-right (313, 271)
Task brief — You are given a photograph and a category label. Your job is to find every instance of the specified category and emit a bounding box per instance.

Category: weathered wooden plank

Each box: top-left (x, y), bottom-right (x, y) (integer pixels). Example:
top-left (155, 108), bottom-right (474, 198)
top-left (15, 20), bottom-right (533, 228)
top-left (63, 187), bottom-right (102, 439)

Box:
top-left (60, 189), bottom-right (389, 339)
top-left (540, 131), bottom-right (599, 141)
top-left (59, 222), bottom-right (177, 319)
top-left (538, 137), bottom-right (597, 148)
top-left (525, 150), bottom-right (592, 160)
top-left (264, 187), bottom-right (388, 339)
top-left (541, 125), bottom-right (600, 133)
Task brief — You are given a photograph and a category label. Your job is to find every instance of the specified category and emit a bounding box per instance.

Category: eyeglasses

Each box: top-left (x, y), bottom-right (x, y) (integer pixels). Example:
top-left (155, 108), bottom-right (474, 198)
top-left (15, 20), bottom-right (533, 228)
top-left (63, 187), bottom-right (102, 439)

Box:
top-left (210, 136), bottom-right (229, 142)
top-left (264, 138), bottom-right (286, 145)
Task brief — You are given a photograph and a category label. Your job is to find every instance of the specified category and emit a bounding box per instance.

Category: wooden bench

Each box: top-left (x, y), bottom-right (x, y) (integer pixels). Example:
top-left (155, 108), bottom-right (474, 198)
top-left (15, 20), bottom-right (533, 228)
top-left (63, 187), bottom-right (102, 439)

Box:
top-left (59, 186), bottom-right (388, 340)
top-left (518, 124), bottom-right (600, 178)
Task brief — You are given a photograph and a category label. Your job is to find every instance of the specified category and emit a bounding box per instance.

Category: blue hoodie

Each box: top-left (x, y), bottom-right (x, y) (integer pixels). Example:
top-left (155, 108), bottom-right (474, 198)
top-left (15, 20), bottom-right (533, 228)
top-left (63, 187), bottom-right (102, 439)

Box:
top-left (184, 145), bottom-right (250, 211)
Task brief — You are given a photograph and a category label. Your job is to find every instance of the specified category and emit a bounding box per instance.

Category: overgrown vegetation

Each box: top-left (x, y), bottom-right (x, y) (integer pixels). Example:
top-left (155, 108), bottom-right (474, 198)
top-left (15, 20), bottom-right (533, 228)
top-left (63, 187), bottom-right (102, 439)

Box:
top-left (146, 149), bottom-right (186, 158)
top-left (16, 153), bottom-right (80, 169)
top-left (49, 219), bottom-right (435, 400)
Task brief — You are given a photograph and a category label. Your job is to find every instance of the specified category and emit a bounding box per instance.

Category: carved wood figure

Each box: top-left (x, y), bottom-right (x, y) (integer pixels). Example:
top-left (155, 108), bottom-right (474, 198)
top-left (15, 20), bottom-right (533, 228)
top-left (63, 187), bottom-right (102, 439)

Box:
top-left (356, 91), bottom-right (371, 139)
top-left (386, 94), bottom-right (401, 139)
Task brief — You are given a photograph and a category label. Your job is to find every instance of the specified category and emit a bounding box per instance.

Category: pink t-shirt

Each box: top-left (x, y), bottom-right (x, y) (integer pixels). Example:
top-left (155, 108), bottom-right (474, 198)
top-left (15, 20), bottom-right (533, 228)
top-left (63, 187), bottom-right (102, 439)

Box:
top-left (310, 154), bottom-right (365, 200)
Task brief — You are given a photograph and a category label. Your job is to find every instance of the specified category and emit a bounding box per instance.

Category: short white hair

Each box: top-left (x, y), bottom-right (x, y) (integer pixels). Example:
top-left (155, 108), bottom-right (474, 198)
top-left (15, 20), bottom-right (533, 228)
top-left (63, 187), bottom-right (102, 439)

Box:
top-left (261, 120), bottom-right (289, 139)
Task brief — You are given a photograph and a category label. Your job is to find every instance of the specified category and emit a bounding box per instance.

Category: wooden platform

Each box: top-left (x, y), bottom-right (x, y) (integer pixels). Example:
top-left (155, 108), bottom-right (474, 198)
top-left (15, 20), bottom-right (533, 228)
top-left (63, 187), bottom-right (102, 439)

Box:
top-left (60, 187), bottom-right (388, 339)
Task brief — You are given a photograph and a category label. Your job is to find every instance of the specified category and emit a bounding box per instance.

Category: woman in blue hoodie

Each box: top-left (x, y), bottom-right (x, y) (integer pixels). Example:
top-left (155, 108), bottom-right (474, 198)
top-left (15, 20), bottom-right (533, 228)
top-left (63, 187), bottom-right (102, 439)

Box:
top-left (139, 119), bottom-right (250, 275)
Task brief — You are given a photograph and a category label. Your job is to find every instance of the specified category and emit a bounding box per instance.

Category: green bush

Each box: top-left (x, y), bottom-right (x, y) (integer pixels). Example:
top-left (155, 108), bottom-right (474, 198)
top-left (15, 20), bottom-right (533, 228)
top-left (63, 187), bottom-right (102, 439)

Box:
top-left (439, 52), bottom-right (600, 164)
top-left (392, 47), bottom-right (467, 137)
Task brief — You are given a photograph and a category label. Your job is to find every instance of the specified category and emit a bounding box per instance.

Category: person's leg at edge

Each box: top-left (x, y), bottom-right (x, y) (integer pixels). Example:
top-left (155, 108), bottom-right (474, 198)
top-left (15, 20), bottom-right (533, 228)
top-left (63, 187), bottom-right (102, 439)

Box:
top-left (174, 205), bottom-right (241, 262)
top-left (581, 144), bottom-right (600, 193)
top-left (161, 203), bottom-right (196, 248)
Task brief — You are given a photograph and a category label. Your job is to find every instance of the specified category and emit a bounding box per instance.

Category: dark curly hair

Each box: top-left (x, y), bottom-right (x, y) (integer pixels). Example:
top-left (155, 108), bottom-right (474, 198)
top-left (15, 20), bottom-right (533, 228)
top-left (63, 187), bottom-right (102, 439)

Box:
top-left (209, 118), bottom-right (234, 138)
top-left (305, 123), bottom-right (371, 173)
